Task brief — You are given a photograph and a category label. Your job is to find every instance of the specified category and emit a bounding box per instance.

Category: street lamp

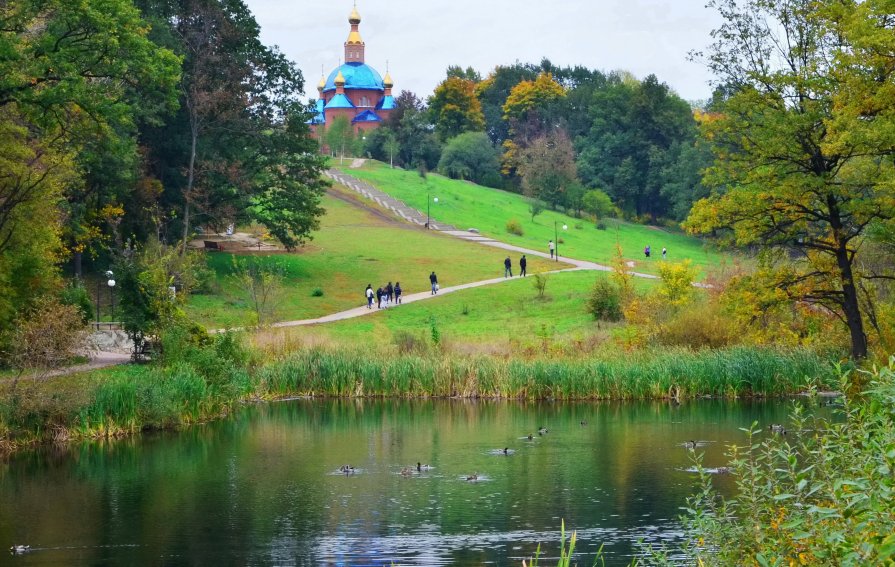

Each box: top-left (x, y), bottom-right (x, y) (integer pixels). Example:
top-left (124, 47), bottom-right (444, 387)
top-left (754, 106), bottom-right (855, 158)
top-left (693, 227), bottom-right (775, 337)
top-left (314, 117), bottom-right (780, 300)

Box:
top-left (554, 222), bottom-right (568, 262)
top-left (107, 275), bottom-right (116, 323)
top-left (427, 193), bottom-right (438, 229)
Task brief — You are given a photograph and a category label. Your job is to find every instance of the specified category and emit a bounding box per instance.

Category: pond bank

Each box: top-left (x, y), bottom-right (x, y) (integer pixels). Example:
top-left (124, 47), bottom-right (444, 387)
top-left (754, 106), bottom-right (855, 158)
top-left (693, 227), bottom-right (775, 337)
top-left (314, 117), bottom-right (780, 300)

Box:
top-left (0, 340), bottom-right (838, 454)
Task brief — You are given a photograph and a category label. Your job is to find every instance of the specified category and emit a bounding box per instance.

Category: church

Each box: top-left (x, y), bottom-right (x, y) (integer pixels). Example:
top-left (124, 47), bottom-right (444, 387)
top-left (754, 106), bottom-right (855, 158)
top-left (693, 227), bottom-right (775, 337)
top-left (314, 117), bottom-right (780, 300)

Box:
top-left (309, 5), bottom-right (395, 135)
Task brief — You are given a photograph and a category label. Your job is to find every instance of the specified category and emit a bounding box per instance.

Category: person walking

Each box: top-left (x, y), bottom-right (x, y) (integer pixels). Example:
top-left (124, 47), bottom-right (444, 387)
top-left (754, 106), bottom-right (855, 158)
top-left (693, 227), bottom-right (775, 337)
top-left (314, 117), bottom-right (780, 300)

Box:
top-left (662, 247), bottom-right (667, 260)
top-left (548, 240), bottom-right (555, 259)
top-left (504, 256), bottom-right (513, 278)
top-left (365, 284), bottom-right (374, 309)
top-left (386, 281), bottom-right (394, 305)
top-left (394, 282), bottom-right (402, 304)
top-left (520, 255), bottom-right (527, 277)
top-left (644, 245), bottom-right (651, 259)
top-left (429, 271), bottom-right (438, 295)
top-left (376, 286), bottom-right (383, 309)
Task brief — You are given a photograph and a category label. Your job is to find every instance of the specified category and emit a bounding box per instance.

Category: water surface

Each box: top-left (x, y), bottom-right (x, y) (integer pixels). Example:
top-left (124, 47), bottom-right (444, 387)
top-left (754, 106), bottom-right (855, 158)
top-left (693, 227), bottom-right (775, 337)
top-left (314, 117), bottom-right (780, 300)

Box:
top-left (0, 398), bottom-right (809, 565)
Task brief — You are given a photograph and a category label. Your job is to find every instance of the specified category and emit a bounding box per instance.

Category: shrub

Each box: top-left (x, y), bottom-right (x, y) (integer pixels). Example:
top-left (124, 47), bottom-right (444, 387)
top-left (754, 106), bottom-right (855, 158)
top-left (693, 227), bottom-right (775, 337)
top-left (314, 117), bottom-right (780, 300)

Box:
top-left (60, 282), bottom-right (95, 324)
top-left (596, 222), bottom-right (607, 231)
top-left (311, 287), bottom-right (324, 297)
top-left (684, 359), bottom-right (895, 565)
top-left (586, 278), bottom-right (622, 321)
top-left (658, 259), bottom-right (697, 305)
top-left (656, 301), bottom-right (737, 348)
top-left (6, 296), bottom-right (90, 374)
top-left (533, 273), bottom-right (549, 299)
top-left (392, 330), bottom-right (429, 355)
top-left (505, 218), bottom-right (524, 236)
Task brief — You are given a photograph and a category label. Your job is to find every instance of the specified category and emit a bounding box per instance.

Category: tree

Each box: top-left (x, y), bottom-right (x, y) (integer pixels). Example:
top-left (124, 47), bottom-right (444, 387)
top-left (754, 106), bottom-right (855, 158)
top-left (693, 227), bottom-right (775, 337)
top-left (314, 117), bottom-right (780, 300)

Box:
top-left (582, 189), bottom-right (615, 225)
top-left (325, 116), bottom-right (354, 164)
top-left (502, 72), bottom-right (566, 142)
top-left (528, 199), bottom-right (545, 223)
top-left (685, 0), bottom-right (895, 359)
top-left (516, 129), bottom-right (578, 210)
top-left (436, 132), bottom-right (500, 184)
top-left (428, 76), bottom-right (485, 141)
top-left (383, 131), bottom-right (400, 168)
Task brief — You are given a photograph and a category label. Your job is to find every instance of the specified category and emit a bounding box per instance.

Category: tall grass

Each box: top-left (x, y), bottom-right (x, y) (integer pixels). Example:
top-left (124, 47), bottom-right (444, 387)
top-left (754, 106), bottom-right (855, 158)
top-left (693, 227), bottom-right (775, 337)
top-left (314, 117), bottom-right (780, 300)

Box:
top-left (1, 339), bottom-right (837, 450)
top-left (256, 345), bottom-right (835, 400)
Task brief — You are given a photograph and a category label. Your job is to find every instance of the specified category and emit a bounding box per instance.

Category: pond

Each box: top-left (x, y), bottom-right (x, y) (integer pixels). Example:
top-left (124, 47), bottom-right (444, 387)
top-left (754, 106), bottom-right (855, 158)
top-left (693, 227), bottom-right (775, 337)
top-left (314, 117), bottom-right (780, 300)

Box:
top-left (0, 398), bottom-right (813, 565)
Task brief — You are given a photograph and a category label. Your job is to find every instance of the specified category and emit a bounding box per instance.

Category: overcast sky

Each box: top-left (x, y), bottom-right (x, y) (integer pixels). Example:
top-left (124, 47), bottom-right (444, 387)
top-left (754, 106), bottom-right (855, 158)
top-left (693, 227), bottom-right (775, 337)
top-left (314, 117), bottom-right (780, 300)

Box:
top-left (243, 0), bottom-right (722, 103)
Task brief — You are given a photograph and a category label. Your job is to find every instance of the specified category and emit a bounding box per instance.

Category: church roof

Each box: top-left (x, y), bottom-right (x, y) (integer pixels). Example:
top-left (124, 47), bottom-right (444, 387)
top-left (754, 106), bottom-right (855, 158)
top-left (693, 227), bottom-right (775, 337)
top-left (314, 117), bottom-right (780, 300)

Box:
top-left (324, 63), bottom-right (384, 92)
top-left (324, 93), bottom-right (355, 110)
top-left (376, 95), bottom-right (396, 111)
top-left (352, 110), bottom-right (382, 123)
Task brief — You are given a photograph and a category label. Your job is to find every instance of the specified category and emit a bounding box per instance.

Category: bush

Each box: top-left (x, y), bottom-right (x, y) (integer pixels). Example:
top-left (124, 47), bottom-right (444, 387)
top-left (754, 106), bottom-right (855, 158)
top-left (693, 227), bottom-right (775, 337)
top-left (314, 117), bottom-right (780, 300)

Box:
top-left (684, 359), bottom-right (895, 565)
top-left (60, 281), bottom-right (95, 324)
top-left (311, 287), bottom-right (324, 297)
top-left (656, 301), bottom-right (737, 348)
top-left (596, 222), bottom-right (607, 230)
top-left (392, 330), bottom-right (430, 355)
top-left (586, 278), bottom-right (622, 321)
top-left (533, 273), bottom-right (549, 299)
top-left (505, 218), bottom-right (524, 236)
top-left (6, 296), bottom-right (90, 373)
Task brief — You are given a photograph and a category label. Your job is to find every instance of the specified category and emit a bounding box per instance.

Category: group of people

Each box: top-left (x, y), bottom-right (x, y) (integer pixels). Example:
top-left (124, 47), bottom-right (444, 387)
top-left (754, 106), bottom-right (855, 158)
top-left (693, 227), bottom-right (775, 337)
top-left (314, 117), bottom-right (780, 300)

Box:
top-left (364, 271), bottom-right (440, 309)
top-left (365, 281), bottom-right (403, 309)
top-left (643, 245), bottom-right (668, 259)
top-left (504, 255), bottom-right (527, 278)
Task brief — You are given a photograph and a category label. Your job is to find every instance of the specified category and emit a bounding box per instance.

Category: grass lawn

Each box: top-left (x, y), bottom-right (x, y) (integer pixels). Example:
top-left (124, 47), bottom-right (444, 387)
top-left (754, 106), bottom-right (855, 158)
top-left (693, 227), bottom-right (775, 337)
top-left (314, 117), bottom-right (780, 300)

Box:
top-left (185, 188), bottom-right (560, 328)
top-left (335, 160), bottom-right (727, 278)
top-left (269, 270), bottom-right (659, 349)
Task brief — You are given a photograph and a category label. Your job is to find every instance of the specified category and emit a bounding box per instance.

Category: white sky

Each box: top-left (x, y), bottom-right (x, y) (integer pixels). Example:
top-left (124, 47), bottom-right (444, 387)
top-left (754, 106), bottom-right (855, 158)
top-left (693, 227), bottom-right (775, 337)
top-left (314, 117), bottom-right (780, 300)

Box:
top-left (243, 0), bottom-right (721, 103)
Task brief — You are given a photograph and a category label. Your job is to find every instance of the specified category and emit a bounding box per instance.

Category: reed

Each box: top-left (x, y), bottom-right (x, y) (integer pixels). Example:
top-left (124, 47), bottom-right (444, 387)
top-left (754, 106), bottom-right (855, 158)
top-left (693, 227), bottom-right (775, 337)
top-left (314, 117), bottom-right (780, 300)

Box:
top-left (1, 338), bottom-right (837, 451)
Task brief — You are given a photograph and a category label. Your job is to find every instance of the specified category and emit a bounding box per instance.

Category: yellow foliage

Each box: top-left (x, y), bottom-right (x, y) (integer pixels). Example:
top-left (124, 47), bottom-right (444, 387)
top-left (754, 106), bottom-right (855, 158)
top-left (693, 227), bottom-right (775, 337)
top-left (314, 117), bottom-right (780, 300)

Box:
top-left (502, 72), bottom-right (565, 121)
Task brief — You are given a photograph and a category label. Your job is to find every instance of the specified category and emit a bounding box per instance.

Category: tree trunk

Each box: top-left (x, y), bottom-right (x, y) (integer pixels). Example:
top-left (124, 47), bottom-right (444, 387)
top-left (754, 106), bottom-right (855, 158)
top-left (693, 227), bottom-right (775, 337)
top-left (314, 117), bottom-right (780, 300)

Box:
top-left (836, 244), bottom-right (868, 359)
top-left (182, 114), bottom-right (198, 254)
top-left (73, 251), bottom-right (82, 279)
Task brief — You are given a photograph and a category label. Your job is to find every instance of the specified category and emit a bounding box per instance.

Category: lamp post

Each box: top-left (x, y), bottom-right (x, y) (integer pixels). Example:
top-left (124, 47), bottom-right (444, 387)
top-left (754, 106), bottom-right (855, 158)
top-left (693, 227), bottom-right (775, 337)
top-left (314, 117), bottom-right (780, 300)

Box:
top-left (107, 274), bottom-right (116, 324)
top-left (427, 194), bottom-right (438, 229)
top-left (554, 222), bottom-right (568, 262)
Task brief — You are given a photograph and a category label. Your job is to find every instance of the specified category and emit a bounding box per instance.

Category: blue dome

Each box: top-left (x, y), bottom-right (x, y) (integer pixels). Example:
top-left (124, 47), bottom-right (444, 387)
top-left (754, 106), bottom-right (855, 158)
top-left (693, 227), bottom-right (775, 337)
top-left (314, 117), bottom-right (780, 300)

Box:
top-left (324, 63), bottom-right (384, 92)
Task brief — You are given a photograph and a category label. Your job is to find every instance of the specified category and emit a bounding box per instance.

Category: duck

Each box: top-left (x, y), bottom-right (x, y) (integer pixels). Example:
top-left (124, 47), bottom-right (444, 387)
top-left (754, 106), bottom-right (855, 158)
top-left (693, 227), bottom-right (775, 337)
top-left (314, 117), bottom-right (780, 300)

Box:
top-left (768, 424), bottom-right (787, 435)
top-left (417, 462), bottom-right (431, 472)
top-left (580, 420), bottom-right (588, 426)
top-left (9, 545), bottom-right (31, 554)
top-left (465, 473), bottom-right (479, 482)
top-left (400, 467), bottom-right (414, 477)
top-left (538, 426), bottom-right (548, 434)
top-left (685, 440), bottom-right (698, 450)
top-left (339, 464), bottom-right (356, 474)
top-left (526, 434), bottom-right (533, 441)
top-left (502, 447), bottom-right (510, 455)
top-left (715, 466), bottom-right (732, 475)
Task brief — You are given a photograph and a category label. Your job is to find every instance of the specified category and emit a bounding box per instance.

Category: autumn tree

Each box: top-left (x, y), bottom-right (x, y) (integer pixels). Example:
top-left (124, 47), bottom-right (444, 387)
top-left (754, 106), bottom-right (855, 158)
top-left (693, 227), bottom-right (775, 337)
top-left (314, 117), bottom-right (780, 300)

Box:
top-left (428, 76), bottom-right (485, 141)
top-left (516, 130), bottom-right (578, 210)
top-left (685, 0), bottom-right (895, 359)
top-left (502, 71), bottom-right (566, 142)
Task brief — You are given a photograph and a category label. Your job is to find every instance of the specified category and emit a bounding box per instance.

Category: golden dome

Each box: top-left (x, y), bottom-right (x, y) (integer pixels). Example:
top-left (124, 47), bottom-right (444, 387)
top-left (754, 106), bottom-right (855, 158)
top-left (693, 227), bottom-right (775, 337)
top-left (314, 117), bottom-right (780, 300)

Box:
top-left (348, 6), bottom-right (361, 25)
top-left (317, 75), bottom-right (326, 90)
top-left (334, 70), bottom-right (346, 85)
top-left (346, 30), bottom-right (363, 45)
top-left (383, 71), bottom-right (393, 88)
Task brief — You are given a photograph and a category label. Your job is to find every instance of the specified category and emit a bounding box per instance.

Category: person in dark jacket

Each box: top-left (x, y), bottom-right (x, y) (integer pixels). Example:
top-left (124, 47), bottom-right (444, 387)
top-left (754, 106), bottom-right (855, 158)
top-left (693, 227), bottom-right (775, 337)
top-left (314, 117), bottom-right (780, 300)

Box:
top-left (429, 272), bottom-right (438, 295)
top-left (519, 255), bottom-right (527, 277)
top-left (376, 286), bottom-right (383, 309)
top-left (386, 282), bottom-right (394, 304)
top-left (394, 282), bottom-right (402, 304)
top-left (504, 257), bottom-right (512, 278)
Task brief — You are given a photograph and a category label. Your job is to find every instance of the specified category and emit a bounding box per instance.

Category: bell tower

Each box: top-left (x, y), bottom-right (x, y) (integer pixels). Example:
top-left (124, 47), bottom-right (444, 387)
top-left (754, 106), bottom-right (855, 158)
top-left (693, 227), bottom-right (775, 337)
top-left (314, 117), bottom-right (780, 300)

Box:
top-left (345, 4), bottom-right (365, 63)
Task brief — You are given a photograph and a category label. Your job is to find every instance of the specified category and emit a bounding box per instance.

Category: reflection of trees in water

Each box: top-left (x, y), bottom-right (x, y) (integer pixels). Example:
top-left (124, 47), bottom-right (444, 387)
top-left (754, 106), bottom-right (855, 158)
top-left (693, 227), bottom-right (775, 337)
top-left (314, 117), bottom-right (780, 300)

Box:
top-left (0, 399), bottom-right (808, 564)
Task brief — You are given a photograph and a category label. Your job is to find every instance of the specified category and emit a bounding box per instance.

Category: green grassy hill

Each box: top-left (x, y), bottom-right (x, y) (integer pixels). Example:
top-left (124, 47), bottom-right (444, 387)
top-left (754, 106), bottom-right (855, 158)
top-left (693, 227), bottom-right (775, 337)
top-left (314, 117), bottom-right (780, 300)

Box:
top-left (266, 270), bottom-right (659, 353)
top-left (185, 187), bottom-right (559, 328)
top-left (335, 161), bottom-right (724, 277)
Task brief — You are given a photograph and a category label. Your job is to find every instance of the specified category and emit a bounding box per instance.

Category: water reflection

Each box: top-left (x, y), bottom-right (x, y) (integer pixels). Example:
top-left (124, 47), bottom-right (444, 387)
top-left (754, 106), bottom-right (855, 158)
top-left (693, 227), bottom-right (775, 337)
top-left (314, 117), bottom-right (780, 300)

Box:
top-left (0, 398), bottom-right (826, 565)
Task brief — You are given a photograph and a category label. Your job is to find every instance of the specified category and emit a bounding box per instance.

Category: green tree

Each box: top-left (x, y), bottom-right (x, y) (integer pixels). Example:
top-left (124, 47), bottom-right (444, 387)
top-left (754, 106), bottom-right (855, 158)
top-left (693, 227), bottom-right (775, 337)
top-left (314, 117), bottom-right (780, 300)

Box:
top-left (428, 76), bottom-right (485, 141)
top-left (436, 131), bottom-right (499, 183)
top-left (685, 0), bottom-right (895, 359)
top-left (383, 131), bottom-right (400, 168)
top-left (325, 116), bottom-right (354, 164)
top-left (582, 189), bottom-right (615, 225)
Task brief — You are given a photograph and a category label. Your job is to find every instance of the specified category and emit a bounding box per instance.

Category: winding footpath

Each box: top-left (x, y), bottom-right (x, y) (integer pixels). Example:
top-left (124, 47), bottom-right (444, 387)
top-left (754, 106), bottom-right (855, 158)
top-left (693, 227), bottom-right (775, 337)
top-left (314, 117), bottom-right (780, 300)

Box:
top-left (65, 168), bottom-right (660, 373)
